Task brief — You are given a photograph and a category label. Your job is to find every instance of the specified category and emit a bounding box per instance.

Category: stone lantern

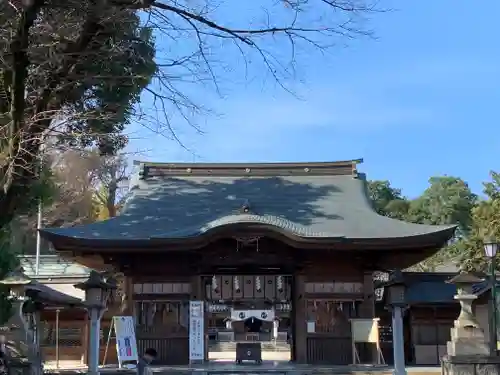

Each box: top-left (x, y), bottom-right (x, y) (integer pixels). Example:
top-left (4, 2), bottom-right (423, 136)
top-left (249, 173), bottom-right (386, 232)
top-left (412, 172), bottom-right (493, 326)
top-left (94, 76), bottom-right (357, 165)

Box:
top-left (445, 272), bottom-right (487, 356)
top-left (0, 268), bottom-right (42, 375)
top-left (0, 269), bottom-right (32, 298)
top-left (440, 272), bottom-right (500, 375)
top-left (75, 271), bottom-right (116, 375)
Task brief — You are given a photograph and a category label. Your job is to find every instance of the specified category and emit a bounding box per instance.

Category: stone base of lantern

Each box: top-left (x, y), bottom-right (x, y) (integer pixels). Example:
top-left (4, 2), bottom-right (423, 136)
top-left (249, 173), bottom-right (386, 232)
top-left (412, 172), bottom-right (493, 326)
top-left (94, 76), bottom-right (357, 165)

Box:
top-left (447, 326), bottom-right (489, 356)
top-left (442, 355), bottom-right (500, 375)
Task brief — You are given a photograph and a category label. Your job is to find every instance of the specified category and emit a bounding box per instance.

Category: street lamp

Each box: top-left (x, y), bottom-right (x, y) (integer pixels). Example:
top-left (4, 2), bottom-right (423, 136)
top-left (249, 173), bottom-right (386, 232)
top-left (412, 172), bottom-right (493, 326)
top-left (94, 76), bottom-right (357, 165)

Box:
top-left (484, 237), bottom-right (499, 355)
top-left (75, 271), bottom-right (115, 375)
top-left (384, 270), bottom-right (407, 375)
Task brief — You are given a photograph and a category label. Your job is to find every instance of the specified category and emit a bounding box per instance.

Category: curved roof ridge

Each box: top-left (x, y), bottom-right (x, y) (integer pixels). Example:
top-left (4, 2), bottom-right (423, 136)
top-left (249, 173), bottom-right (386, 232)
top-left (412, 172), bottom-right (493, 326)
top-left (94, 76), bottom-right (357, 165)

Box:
top-left (134, 159), bottom-right (364, 169)
top-left (150, 213), bottom-right (344, 239)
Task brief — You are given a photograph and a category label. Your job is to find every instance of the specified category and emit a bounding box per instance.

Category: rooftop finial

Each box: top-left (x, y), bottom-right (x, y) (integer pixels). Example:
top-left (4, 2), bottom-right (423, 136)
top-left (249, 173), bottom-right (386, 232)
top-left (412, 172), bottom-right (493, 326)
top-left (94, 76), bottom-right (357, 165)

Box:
top-left (240, 199), bottom-right (251, 214)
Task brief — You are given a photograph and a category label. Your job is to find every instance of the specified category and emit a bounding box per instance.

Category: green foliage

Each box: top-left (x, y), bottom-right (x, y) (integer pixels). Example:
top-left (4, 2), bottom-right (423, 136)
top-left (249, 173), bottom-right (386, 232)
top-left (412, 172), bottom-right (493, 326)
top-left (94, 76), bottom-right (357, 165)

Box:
top-left (367, 176), bottom-right (477, 271)
top-left (55, 12), bottom-right (157, 154)
top-left (459, 172), bottom-right (500, 272)
top-left (367, 180), bottom-right (409, 219)
top-left (0, 5), bottom-right (157, 233)
top-left (15, 163), bottom-right (57, 217)
top-left (0, 228), bottom-right (19, 324)
top-left (406, 176), bottom-right (477, 233)
top-left (0, 163), bottom-right (54, 323)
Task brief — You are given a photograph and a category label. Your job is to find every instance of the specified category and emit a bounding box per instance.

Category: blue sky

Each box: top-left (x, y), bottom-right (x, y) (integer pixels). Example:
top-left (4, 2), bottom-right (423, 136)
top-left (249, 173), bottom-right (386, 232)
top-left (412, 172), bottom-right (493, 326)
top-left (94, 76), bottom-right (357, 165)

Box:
top-left (127, 0), bottom-right (500, 199)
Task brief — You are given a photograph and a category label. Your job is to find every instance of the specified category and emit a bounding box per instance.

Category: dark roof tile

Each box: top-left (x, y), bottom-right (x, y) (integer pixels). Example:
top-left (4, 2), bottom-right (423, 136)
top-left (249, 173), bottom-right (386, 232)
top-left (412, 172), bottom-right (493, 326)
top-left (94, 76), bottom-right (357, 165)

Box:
top-left (41, 161), bottom-right (455, 242)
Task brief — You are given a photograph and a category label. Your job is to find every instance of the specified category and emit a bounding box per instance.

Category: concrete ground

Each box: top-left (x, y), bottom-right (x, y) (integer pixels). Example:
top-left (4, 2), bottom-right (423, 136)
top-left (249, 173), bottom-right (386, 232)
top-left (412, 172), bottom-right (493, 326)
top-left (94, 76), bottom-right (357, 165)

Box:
top-left (43, 352), bottom-right (442, 375)
top-left (43, 352), bottom-right (292, 370)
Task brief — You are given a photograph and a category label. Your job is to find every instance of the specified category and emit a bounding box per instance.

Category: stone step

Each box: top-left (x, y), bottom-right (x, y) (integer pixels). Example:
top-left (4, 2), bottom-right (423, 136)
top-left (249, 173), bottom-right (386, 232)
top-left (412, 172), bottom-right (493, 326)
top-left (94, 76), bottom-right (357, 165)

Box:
top-left (209, 341), bottom-right (291, 352)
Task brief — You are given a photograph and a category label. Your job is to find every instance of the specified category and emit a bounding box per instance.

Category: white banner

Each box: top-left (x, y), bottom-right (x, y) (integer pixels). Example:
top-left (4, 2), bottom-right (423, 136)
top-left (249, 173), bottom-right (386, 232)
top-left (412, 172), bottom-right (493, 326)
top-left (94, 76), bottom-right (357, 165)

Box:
top-left (113, 316), bottom-right (138, 364)
top-left (230, 309), bottom-right (275, 321)
top-left (189, 301), bottom-right (205, 362)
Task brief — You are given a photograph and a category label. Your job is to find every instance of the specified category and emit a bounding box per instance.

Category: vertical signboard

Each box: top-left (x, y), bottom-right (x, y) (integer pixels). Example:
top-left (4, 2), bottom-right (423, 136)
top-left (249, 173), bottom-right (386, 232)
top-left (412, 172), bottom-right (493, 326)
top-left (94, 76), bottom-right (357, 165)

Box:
top-left (189, 301), bottom-right (205, 362)
top-left (113, 316), bottom-right (138, 367)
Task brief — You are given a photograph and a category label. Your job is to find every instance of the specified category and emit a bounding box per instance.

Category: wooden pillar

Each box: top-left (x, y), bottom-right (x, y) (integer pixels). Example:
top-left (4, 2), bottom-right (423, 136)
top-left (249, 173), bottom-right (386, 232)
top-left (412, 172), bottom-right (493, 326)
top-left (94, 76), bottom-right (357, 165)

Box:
top-left (359, 271), bottom-right (376, 363)
top-left (121, 276), bottom-right (134, 315)
top-left (359, 271), bottom-right (375, 318)
top-left (294, 273), bottom-right (307, 364)
top-left (190, 275), bottom-right (203, 300)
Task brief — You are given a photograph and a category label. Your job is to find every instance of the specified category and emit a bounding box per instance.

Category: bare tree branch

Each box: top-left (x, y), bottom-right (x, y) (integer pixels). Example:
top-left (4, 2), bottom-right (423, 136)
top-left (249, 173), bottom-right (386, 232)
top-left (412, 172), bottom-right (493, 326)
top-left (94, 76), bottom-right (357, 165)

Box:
top-left (0, 0), bottom-right (380, 231)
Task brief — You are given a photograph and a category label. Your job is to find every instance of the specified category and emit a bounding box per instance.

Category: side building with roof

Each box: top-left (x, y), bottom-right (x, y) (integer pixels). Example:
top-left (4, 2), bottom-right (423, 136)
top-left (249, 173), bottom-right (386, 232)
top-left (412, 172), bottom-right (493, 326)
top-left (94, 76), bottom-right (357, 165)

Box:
top-left (376, 271), bottom-right (495, 366)
top-left (18, 254), bottom-right (122, 365)
top-left (39, 159), bottom-right (461, 365)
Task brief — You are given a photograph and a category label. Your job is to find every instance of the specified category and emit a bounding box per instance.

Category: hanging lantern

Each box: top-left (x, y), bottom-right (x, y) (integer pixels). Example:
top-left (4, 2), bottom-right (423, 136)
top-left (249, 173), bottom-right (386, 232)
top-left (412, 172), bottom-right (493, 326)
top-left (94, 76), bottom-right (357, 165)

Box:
top-left (234, 276), bottom-right (240, 292)
top-left (277, 276), bottom-right (283, 292)
top-left (255, 276), bottom-right (262, 292)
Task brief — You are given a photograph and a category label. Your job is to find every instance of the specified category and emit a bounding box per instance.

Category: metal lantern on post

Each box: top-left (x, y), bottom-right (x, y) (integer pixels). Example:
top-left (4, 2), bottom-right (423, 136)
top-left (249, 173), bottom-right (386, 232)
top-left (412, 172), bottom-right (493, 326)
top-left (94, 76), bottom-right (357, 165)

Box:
top-left (75, 271), bottom-right (116, 375)
top-left (74, 270), bottom-right (115, 307)
top-left (386, 279), bottom-right (406, 307)
top-left (484, 237), bottom-right (499, 258)
top-left (384, 271), bottom-right (407, 375)
top-left (484, 237), bottom-right (499, 355)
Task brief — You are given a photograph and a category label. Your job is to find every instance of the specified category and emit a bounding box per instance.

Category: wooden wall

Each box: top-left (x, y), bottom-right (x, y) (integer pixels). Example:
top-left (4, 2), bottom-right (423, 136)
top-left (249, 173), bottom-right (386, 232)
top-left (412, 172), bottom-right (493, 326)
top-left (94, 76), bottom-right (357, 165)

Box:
top-left (409, 305), bottom-right (458, 365)
top-left (297, 259), bottom-right (373, 365)
top-left (375, 303), bottom-right (459, 366)
top-left (131, 276), bottom-right (192, 364)
top-left (46, 240), bottom-right (379, 366)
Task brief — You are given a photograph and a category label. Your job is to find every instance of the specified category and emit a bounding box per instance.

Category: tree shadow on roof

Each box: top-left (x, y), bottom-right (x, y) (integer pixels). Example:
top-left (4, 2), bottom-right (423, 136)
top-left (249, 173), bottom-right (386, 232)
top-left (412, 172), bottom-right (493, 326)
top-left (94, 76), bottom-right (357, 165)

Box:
top-left (116, 175), bottom-right (345, 238)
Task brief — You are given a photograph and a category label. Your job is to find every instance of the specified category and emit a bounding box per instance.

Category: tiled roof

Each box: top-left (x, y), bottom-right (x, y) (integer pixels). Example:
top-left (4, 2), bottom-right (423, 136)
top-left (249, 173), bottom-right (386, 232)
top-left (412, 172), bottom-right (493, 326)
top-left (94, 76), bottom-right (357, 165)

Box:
top-left (41, 161), bottom-right (455, 243)
top-left (378, 272), bottom-right (489, 305)
top-left (406, 281), bottom-right (457, 304)
top-left (472, 280), bottom-right (500, 296)
top-left (19, 254), bottom-right (91, 278)
top-left (0, 268), bottom-right (84, 306)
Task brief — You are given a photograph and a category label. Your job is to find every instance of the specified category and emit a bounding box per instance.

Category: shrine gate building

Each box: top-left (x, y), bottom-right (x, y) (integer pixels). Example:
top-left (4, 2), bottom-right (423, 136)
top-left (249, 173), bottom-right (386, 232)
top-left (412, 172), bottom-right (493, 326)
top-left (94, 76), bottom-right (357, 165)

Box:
top-left (40, 160), bottom-right (455, 365)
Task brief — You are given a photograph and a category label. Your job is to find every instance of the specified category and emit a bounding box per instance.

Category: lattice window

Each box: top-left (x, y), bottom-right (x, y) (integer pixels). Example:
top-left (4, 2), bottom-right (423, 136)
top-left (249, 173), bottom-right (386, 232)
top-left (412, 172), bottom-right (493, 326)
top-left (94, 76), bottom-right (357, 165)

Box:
top-left (41, 321), bottom-right (82, 347)
top-left (133, 283), bottom-right (190, 294)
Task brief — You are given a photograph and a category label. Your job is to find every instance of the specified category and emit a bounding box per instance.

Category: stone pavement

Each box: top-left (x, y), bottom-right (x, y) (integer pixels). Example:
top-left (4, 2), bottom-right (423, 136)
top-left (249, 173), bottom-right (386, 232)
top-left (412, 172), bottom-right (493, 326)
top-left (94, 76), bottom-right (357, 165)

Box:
top-left (43, 361), bottom-right (442, 375)
top-left (43, 353), bottom-right (442, 375)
